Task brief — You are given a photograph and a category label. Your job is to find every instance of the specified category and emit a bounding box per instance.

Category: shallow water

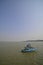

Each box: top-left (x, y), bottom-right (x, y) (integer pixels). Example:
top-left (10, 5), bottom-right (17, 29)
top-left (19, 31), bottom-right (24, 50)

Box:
top-left (0, 41), bottom-right (43, 65)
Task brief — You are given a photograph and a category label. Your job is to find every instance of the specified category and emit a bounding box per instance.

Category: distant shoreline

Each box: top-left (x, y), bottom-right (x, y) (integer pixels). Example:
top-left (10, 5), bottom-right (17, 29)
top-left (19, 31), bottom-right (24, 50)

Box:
top-left (24, 40), bottom-right (43, 42)
top-left (0, 40), bottom-right (43, 42)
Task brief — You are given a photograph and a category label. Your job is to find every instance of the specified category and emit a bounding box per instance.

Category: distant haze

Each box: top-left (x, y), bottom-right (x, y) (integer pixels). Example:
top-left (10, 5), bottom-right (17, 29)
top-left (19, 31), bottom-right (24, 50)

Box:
top-left (0, 0), bottom-right (43, 41)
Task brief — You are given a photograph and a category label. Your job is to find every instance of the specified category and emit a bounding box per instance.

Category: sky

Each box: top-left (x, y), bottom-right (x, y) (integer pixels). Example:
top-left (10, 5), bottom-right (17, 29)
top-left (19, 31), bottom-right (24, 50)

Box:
top-left (0, 0), bottom-right (43, 41)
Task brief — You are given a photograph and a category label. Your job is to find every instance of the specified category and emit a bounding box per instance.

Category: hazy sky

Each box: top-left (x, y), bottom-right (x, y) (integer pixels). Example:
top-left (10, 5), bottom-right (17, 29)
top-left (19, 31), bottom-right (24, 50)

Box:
top-left (0, 0), bottom-right (43, 41)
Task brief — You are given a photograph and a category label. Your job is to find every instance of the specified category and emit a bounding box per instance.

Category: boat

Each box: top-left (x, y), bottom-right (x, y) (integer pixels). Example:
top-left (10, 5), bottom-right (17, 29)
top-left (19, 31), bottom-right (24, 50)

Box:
top-left (21, 47), bottom-right (37, 52)
top-left (21, 43), bottom-right (37, 53)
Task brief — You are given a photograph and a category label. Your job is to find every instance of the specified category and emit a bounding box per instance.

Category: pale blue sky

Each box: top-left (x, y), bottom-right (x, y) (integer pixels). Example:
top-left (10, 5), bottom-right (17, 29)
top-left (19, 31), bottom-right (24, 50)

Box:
top-left (0, 0), bottom-right (43, 41)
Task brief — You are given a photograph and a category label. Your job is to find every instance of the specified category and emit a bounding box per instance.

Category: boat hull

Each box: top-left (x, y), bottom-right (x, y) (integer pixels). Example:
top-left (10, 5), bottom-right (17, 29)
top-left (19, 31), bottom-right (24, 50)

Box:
top-left (21, 48), bottom-right (37, 53)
